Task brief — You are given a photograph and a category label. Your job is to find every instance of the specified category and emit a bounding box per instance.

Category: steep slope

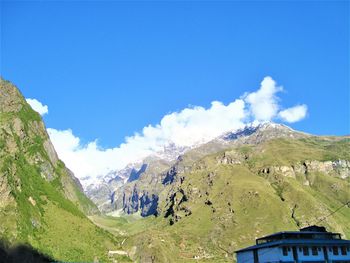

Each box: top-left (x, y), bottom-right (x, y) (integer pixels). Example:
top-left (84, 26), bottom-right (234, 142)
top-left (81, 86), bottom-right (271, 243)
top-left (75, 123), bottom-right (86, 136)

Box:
top-left (86, 142), bottom-right (189, 213)
top-left (87, 155), bottom-right (177, 215)
top-left (108, 129), bottom-right (350, 262)
top-left (0, 78), bottom-right (124, 262)
top-left (101, 123), bottom-right (310, 218)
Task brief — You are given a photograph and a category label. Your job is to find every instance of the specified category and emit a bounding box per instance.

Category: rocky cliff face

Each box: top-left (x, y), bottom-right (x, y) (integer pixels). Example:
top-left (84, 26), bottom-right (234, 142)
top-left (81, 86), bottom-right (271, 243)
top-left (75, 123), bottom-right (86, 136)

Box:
top-left (110, 154), bottom-right (192, 217)
top-left (87, 154), bottom-right (175, 215)
top-left (84, 131), bottom-right (193, 213)
top-left (258, 160), bottom-right (350, 180)
top-left (121, 185), bottom-right (159, 216)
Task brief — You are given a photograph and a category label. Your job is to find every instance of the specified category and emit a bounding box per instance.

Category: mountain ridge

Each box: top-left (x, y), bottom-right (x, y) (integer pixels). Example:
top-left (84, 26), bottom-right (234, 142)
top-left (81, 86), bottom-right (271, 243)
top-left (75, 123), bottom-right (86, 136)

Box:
top-left (86, 121), bottom-right (349, 219)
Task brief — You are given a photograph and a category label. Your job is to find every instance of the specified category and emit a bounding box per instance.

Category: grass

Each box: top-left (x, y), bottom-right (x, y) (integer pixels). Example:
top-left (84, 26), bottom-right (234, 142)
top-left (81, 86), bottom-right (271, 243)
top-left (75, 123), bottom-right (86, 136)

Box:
top-left (34, 202), bottom-right (120, 262)
top-left (245, 137), bottom-right (350, 169)
top-left (97, 137), bottom-right (350, 262)
top-left (0, 79), bottom-right (126, 262)
top-left (1, 78), bottom-right (349, 263)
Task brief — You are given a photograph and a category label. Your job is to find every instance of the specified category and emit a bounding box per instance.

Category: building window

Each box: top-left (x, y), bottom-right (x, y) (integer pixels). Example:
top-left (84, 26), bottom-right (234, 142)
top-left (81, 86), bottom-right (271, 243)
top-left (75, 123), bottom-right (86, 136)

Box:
top-left (303, 247), bottom-right (309, 256)
top-left (333, 246), bottom-right (339, 255)
top-left (341, 246), bottom-right (347, 255)
top-left (312, 247), bottom-right (318, 256)
top-left (282, 247), bottom-right (288, 256)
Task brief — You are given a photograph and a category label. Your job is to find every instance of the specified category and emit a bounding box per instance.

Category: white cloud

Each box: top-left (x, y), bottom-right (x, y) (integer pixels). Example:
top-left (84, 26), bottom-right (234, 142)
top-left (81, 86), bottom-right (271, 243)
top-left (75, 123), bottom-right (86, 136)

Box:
top-left (46, 76), bottom-right (308, 188)
top-left (47, 128), bottom-right (129, 185)
top-left (47, 99), bottom-right (247, 186)
top-left (26, 98), bottom-right (48, 116)
top-left (278, 104), bottom-right (308, 123)
top-left (244, 76), bottom-right (282, 121)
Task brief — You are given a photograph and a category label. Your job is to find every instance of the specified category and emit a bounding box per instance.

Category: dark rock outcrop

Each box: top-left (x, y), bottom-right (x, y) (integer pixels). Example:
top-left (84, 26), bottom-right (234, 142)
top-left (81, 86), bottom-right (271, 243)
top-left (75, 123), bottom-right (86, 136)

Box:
top-left (122, 186), bottom-right (159, 216)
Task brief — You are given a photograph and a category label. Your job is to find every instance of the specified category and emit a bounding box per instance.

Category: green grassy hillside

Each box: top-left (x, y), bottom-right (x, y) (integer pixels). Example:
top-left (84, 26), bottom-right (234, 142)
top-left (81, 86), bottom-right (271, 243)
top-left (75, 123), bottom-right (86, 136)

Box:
top-left (92, 137), bottom-right (350, 262)
top-left (0, 78), bottom-right (126, 262)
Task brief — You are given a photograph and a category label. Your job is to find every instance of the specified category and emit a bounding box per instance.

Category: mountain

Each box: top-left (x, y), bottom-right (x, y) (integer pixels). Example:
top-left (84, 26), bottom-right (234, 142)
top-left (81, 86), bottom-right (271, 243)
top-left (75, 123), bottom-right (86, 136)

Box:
top-left (87, 122), bottom-right (311, 216)
top-left (0, 79), bottom-right (125, 262)
top-left (3, 77), bottom-right (348, 263)
top-left (88, 122), bottom-right (350, 262)
top-left (85, 142), bottom-right (191, 213)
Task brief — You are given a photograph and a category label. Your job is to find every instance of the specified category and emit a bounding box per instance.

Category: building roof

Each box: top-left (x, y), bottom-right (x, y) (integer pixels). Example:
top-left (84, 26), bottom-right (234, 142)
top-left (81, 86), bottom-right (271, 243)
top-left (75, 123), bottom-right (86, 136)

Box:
top-left (235, 226), bottom-right (350, 253)
top-left (300, 226), bottom-right (327, 232)
top-left (235, 238), bottom-right (350, 253)
top-left (256, 230), bottom-right (341, 243)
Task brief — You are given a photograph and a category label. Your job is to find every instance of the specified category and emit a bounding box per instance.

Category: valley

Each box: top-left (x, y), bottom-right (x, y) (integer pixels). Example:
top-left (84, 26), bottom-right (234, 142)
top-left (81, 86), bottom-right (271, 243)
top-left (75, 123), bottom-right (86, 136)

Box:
top-left (0, 78), bottom-right (349, 263)
top-left (86, 136), bottom-right (350, 262)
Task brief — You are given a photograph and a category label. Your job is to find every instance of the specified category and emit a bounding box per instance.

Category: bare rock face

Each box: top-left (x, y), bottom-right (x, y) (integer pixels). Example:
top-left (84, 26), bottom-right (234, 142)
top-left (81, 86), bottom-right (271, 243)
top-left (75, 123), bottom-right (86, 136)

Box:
top-left (123, 186), bottom-right (139, 214)
top-left (221, 122), bottom-right (309, 145)
top-left (258, 160), bottom-right (350, 179)
top-left (139, 193), bottom-right (159, 217)
top-left (0, 79), bottom-right (23, 113)
top-left (333, 160), bottom-right (350, 178)
top-left (164, 188), bottom-right (191, 225)
top-left (0, 174), bottom-right (14, 209)
top-left (86, 183), bottom-right (114, 212)
top-left (304, 160), bottom-right (334, 174)
top-left (259, 166), bottom-right (296, 178)
top-left (216, 150), bottom-right (245, 165)
top-left (104, 157), bottom-right (176, 216)
top-left (42, 139), bottom-right (59, 167)
top-left (121, 185), bottom-right (159, 216)
top-left (302, 160), bottom-right (350, 178)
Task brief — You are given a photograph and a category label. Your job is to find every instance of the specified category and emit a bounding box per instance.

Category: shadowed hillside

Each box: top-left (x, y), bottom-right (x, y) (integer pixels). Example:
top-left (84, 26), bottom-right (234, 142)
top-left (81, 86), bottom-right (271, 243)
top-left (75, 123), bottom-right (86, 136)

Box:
top-left (0, 240), bottom-right (53, 263)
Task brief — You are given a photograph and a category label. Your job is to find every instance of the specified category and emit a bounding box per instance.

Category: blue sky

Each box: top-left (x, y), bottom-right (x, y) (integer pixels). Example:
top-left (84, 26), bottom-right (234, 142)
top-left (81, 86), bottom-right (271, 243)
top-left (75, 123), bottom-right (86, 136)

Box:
top-left (1, 0), bottom-right (349, 150)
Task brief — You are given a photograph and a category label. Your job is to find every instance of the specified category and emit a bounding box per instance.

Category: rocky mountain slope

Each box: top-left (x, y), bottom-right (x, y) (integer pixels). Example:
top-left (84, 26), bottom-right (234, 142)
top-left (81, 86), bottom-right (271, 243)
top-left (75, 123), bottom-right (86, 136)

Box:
top-left (84, 122), bottom-right (350, 262)
top-left (86, 152), bottom-right (178, 214)
top-left (3, 77), bottom-right (348, 263)
top-left (114, 134), bottom-right (349, 262)
top-left (0, 79), bottom-right (124, 262)
top-left (88, 122), bottom-right (312, 216)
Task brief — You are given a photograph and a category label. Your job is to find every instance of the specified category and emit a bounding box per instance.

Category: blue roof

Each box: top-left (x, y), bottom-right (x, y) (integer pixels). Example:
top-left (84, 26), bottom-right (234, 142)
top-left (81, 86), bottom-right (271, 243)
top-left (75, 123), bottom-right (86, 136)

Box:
top-left (259, 231), bottom-right (338, 239)
top-left (236, 239), bottom-right (350, 253)
top-left (257, 230), bottom-right (340, 239)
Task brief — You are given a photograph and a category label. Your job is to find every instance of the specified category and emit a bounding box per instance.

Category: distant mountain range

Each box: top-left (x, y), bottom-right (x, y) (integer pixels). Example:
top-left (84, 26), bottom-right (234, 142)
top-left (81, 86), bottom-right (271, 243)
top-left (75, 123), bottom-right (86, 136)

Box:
top-left (85, 122), bottom-right (312, 215)
top-left (86, 122), bottom-right (349, 224)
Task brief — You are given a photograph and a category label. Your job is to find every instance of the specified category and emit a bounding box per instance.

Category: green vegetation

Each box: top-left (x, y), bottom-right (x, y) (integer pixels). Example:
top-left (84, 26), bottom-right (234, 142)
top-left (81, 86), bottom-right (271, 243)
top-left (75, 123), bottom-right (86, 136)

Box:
top-left (91, 137), bottom-right (350, 262)
top-left (246, 137), bottom-right (350, 169)
top-left (1, 78), bottom-right (349, 262)
top-left (0, 79), bottom-right (124, 262)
